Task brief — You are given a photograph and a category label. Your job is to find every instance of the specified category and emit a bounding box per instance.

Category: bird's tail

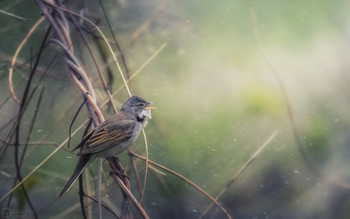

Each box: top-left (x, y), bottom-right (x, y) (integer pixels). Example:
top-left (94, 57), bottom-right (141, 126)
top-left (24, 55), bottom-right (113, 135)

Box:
top-left (59, 155), bottom-right (92, 198)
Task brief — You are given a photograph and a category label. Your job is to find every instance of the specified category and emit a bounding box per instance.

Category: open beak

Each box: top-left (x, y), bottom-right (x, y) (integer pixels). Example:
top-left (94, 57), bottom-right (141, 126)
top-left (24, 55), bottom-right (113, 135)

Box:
top-left (146, 107), bottom-right (156, 110)
top-left (141, 104), bottom-right (155, 119)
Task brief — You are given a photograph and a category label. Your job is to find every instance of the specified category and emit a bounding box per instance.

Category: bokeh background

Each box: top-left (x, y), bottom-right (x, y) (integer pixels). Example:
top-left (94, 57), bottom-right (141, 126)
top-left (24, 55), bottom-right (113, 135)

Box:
top-left (1, 0), bottom-right (350, 218)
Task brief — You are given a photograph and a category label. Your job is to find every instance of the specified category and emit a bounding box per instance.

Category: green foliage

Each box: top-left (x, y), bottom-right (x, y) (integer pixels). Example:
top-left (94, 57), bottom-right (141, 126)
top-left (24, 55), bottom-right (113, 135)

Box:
top-left (302, 115), bottom-right (331, 163)
top-left (241, 83), bottom-right (284, 116)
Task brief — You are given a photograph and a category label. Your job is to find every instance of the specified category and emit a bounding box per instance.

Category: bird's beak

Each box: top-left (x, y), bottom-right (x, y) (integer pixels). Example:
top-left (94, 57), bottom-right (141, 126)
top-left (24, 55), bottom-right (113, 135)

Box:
top-left (146, 107), bottom-right (156, 110)
top-left (146, 102), bottom-right (156, 111)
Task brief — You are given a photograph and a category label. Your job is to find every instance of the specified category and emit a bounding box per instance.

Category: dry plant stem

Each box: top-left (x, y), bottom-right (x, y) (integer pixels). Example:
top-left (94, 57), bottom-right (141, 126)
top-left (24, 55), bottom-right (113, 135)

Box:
top-left (200, 131), bottom-right (278, 218)
top-left (128, 150), bottom-right (232, 219)
top-left (10, 69), bottom-right (45, 219)
top-left (149, 168), bottom-right (180, 218)
top-left (129, 152), bottom-right (144, 206)
top-left (246, 0), bottom-right (350, 189)
top-left (36, 1), bottom-right (103, 122)
top-left (93, 38), bottom-right (115, 89)
top-left (84, 195), bottom-right (120, 217)
top-left (7, 25), bottom-right (50, 212)
top-left (0, 42), bottom-right (166, 203)
top-left (0, 9), bottom-right (27, 20)
top-left (108, 157), bottom-right (132, 218)
top-left (84, 168), bottom-right (93, 219)
top-left (97, 0), bottom-right (130, 78)
top-left (124, 3), bottom-right (167, 49)
top-left (41, 0), bottom-right (132, 97)
top-left (2, 17), bottom-right (165, 216)
top-left (37, 1), bottom-right (103, 216)
top-left (17, 28), bottom-right (52, 165)
top-left (9, 17), bottom-right (45, 104)
top-left (0, 119), bottom-right (89, 203)
top-left (140, 129), bottom-right (149, 205)
top-left (106, 43), bottom-right (167, 100)
top-left (79, 174), bottom-right (88, 219)
top-left (19, 88), bottom-right (45, 167)
top-left (69, 14), bottom-right (118, 113)
top-left (54, 44), bottom-right (101, 124)
top-left (98, 158), bottom-right (103, 219)
top-left (108, 157), bottom-right (150, 219)
top-left (48, 3), bottom-right (165, 209)
top-left (35, 2), bottom-right (143, 218)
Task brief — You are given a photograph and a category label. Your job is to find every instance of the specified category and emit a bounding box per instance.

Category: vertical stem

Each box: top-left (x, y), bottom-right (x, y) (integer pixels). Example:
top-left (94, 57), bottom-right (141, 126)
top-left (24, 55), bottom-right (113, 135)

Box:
top-left (98, 158), bottom-right (103, 219)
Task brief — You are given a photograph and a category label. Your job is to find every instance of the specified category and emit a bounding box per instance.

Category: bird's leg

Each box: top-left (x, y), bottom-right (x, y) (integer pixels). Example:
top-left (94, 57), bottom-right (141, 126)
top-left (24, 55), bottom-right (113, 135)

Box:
top-left (109, 169), bottom-right (129, 180)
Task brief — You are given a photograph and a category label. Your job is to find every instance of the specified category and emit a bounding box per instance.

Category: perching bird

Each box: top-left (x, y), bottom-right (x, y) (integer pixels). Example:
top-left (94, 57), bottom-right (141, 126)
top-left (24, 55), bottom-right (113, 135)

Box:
top-left (59, 96), bottom-right (155, 197)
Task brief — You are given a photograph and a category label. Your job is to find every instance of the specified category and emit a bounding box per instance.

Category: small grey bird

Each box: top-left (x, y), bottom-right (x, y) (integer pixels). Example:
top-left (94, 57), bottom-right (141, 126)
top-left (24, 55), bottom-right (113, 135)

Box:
top-left (59, 96), bottom-right (155, 197)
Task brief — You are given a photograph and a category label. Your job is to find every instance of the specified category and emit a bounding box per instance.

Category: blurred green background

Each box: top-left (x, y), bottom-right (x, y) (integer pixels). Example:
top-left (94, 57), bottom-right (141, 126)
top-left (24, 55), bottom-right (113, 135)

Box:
top-left (1, 0), bottom-right (350, 218)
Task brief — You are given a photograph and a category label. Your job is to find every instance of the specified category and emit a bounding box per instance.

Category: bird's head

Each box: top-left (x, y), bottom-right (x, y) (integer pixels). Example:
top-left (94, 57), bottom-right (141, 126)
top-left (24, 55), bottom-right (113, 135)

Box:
top-left (121, 96), bottom-right (155, 120)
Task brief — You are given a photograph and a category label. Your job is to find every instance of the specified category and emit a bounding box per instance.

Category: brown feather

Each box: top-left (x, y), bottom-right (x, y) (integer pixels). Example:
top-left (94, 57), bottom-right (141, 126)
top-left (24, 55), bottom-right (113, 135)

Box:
top-left (80, 118), bottom-right (136, 155)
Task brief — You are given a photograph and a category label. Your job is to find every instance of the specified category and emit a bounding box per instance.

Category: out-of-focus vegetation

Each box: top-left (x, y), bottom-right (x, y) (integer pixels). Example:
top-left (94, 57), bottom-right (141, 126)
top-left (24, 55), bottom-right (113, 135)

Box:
top-left (1, 0), bottom-right (350, 218)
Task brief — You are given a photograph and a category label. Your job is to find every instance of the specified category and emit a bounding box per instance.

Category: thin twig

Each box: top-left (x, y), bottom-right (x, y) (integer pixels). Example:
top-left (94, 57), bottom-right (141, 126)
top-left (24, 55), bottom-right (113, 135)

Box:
top-left (78, 174), bottom-right (87, 219)
top-left (98, 158), bottom-right (103, 219)
top-left (200, 130), bottom-right (278, 218)
top-left (97, 0), bottom-right (130, 78)
top-left (11, 66), bottom-right (42, 219)
top-left (129, 154), bottom-right (144, 205)
top-left (0, 119), bottom-right (89, 203)
top-left (68, 98), bottom-right (87, 148)
top-left (124, 3), bottom-right (168, 49)
top-left (140, 129), bottom-right (148, 205)
top-left (19, 87), bottom-right (45, 167)
top-left (128, 150), bottom-right (232, 219)
top-left (0, 9), bottom-right (27, 20)
top-left (9, 17), bottom-right (45, 104)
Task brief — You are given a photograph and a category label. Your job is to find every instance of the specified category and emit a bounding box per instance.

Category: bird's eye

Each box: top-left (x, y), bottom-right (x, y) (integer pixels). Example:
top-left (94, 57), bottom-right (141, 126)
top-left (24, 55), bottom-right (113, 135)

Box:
top-left (138, 103), bottom-right (145, 108)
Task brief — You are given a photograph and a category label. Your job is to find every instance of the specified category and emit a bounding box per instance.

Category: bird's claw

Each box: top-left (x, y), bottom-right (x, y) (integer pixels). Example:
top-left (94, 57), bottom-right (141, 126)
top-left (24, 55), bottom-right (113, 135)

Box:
top-left (110, 169), bottom-right (129, 180)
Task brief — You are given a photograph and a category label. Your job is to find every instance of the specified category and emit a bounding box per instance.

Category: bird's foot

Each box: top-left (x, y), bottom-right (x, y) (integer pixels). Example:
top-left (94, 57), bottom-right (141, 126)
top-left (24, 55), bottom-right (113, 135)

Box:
top-left (110, 169), bottom-right (129, 180)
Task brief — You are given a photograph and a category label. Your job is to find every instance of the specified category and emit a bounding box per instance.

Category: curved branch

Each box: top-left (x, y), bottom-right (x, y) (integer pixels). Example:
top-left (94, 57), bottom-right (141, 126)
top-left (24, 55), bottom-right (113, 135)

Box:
top-left (128, 150), bottom-right (232, 219)
top-left (9, 17), bottom-right (45, 104)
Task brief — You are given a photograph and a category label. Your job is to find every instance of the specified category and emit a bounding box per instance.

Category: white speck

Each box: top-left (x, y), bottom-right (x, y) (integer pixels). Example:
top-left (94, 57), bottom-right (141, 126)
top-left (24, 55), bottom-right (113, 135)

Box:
top-left (37, 129), bottom-right (43, 133)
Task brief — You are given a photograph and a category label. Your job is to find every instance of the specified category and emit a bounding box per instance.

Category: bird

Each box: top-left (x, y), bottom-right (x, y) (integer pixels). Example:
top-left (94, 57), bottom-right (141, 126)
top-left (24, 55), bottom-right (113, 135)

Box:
top-left (59, 96), bottom-right (155, 197)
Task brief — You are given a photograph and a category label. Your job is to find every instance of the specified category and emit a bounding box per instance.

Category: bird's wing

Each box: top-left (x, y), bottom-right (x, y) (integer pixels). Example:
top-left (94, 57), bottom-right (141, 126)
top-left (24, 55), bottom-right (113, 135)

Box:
top-left (71, 129), bottom-right (94, 152)
top-left (81, 119), bottom-right (136, 155)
